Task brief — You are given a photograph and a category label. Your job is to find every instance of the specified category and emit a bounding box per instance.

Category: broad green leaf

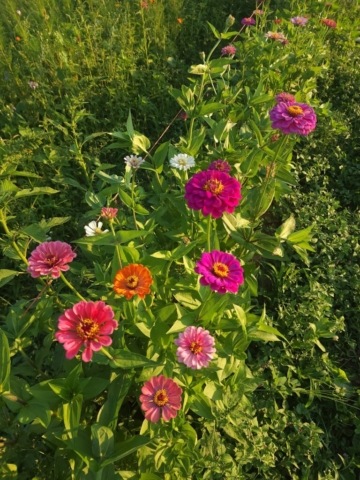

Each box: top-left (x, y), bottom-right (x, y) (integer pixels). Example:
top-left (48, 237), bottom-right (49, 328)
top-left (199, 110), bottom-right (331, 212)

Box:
top-left (189, 393), bottom-right (214, 419)
top-left (0, 269), bottom-right (21, 288)
top-left (152, 141), bottom-right (169, 173)
top-left (0, 329), bottom-right (10, 393)
top-left (91, 424), bottom-right (114, 460)
top-left (126, 110), bottom-right (135, 139)
top-left (15, 187), bottom-right (59, 198)
top-left (63, 394), bottom-right (83, 439)
top-left (288, 226), bottom-right (313, 244)
top-left (207, 21), bottom-right (221, 39)
top-left (197, 103), bottom-right (226, 117)
top-left (101, 436), bottom-right (151, 467)
top-left (109, 350), bottom-right (160, 369)
top-left (276, 215), bottom-right (296, 239)
top-left (20, 224), bottom-right (47, 243)
top-left (97, 373), bottom-right (134, 430)
top-left (74, 230), bottom-right (150, 246)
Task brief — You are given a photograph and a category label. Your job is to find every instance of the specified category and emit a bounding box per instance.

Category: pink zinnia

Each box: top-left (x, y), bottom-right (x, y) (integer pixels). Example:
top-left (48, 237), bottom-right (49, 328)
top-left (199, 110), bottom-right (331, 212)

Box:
top-left (194, 250), bottom-right (244, 294)
top-left (184, 170), bottom-right (241, 218)
top-left (221, 45), bottom-right (236, 55)
top-left (174, 326), bottom-right (216, 369)
top-left (291, 16), bottom-right (308, 26)
top-left (208, 159), bottom-right (231, 174)
top-left (55, 301), bottom-right (118, 362)
top-left (241, 17), bottom-right (256, 26)
top-left (27, 241), bottom-right (76, 279)
top-left (139, 375), bottom-right (182, 423)
top-left (269, 102), bottom-right (317, 136)
top-left (101, 207), bottom-right (118, 220)
top-left (275, 92), bottom-right (295, 103)
top-left (322, 18), bottom-right (337, 28)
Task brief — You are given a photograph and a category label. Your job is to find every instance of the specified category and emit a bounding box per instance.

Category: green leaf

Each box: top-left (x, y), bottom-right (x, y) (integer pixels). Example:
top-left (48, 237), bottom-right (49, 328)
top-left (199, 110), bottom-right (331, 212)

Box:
top-left (63, 394), bottom-right (83, 438)
top-left (288, 226), bottom-right (313, 244)
top-left (0, 269), bottom-right (21, 288)
top-left (249, 94), bottom-right (273, 105)
top-left (197, 103), bottom-right (226, 117)
top-left (189, 393), bottom-right (214, 419)
top-left (74, 230), bottom-right (149, 246)
top-left (101, 436), bottom-right (151, 467)
top-left (97, 373), bottom-right (134, 430)
top-left (0, 329), bottom-right (11, 393)
top-left (276, 215), bottom-right (296, 239)
top-left (152, 142), bottom-right (169, 173)
top-left (126, 110), bottom-right (135, 139)
top-left (207, 22), bottom-right (221, 39)
top-left (91, 424), bottom-right (114, 460)
top-left (109, 350), bottom-right (160, 369)
top-left (20, 224), bottom-right (47, 243)
top-left (15, 187), bottom-right (59, 198)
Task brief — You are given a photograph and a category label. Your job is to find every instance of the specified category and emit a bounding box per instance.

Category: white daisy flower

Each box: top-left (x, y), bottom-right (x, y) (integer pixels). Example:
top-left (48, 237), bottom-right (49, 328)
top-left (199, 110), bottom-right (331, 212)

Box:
top-left (169, 153), bottom-right (195, 171)
top-left (124, 155), bottom-right (145, 169)
top-left (84, 221), bottom-right (109, 236)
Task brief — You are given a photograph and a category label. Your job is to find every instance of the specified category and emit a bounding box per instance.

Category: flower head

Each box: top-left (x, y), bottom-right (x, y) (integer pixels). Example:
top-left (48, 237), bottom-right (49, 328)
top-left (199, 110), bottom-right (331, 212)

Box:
top-left (55, 301), bottom-right (118, 362)
top-left (184, 170), bottom-right (241, 218)
top-left (113, 264), bottom-right (153, 300)
top-left (322, 18), bottom-right (337, 28)
top-left (208, 159), bottom-right (231, 174)
top-left (170, 153), bottom-right (195, 171)
top-left (269, 102), bottom-right (317, 136)
top-left (291, 16), bottom-right (308, 26)
top-left (275, 92), bottom-right (295, 103)
top-left (273, 19), bottom-right (282, 24)
top-left (253, 9), bottom-right (264, 15)
top-left (101, 207), bottom-right (118, 220)
top-left (271, 133), bottom-right (280, 142)
top-left (16, 10), bottom-right (21, 15)
top-left (27, 241), bottom-right (76, 279)
top-left (84, 221), bottom-right (109, 236)
top-left (177, 18), bottom-right (183, 24)
top-left (174, 326), bottom-right (216, 369)
top-left (178, 111), bottom-right (188, 120)
top-left (221, 45), bottom-right (237, 55)
top-left (28, 81), bottom-right (39, 89)
top-left (15, 36), bottom-right (21, 41)
top-left (241, 17), bottom-right (256, 26)
top-left (141, 1), bottom-right (148, 8)
top-left (195, 250), bottom-right (244, 294)
top-left (140, 375), bottom-right (182, 422)
top-left (124, 154), bottom-right (145, 169)
top-left (264, 31), bottom-right (286, 42)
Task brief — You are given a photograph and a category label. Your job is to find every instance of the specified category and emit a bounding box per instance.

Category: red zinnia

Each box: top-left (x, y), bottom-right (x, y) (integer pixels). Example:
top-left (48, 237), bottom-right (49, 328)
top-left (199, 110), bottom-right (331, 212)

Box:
top-left (27, 241), bottom-right (76, 279)
top-left (322, 18), bottom-right (337, 28)
top-left (140, 375), bottom-right (182, 422)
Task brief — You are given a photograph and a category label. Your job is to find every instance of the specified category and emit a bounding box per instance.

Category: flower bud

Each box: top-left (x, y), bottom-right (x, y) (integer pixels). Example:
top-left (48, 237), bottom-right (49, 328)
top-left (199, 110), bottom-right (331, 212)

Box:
top-left (226, 14), bottom-right (235, 27)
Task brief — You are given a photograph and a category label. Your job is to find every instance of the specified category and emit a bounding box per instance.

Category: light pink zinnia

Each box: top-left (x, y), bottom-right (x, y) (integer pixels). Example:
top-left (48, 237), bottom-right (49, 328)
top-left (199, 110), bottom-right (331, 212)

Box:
top-left (139, 375), bottom-right (182, 423)
top-left (101, 207), bottom-right (118, 220)
top-left (208, 159), bottom-right (231, 174)
top-left (174, 326), bottom-right (216, 369)
top-left (275, 92), bottom-right (295, 103)
top-left (221, 45), bottom-right (237, 55)
top-left (291, 16), bottom-right (308, 26)
top-left (241, 17), bottom-right (256, 26)
top-left (27, 241), bottom-right (76, 279)
top-left (195, 250), bottom-right (244, 294)
top-left (269, 102), bottom-right (317, 135)
top-left (55, 301), bottom-right (118, 362)
top-left (184, 170), bottom-right (241, 218)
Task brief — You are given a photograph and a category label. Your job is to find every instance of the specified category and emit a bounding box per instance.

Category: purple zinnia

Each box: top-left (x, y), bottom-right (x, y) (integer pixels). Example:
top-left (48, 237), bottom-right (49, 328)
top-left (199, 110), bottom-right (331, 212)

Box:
top-left (221, 45), bottom-right (237, 56)
top-left (174, 326), bottom-right (216, 369)
top-left (241, 17), bottom-right (256, 26)
top-left (290, 16), bottom-right (308, 26)
top-left (269, 102), bottom-right (317, 136)
top-left (195, 250), bottom-right (244, 294)
top-left (184, 170), bottom-right (241, 218)
top-left (275, 92), bottom-right (296, 103)
top-left (208, 159), bottom-right (231, 174)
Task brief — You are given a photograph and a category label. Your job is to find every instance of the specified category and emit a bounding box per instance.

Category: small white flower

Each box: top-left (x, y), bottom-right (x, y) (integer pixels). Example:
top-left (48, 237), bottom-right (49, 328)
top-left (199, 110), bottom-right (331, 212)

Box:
top-left (124, 155), bottom-right (145, 169)
top-left (84, 221), bottom-right (109, 236)
top-left (17, 10), bottom-right (21, 15)
top-left (169, 153), bottom-right (195, 171)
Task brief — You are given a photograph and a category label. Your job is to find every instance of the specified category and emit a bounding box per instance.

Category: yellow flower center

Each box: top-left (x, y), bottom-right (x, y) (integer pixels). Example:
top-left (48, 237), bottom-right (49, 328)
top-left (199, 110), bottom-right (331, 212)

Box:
top-left (287, 105), bottom-right (303, 117)
top-left (213, 262), bottom-right (229, 278)
top-left (190, 341), bottom-right (203, 354)
top-left (154, 389), bottom-right (169, 407)
top-left (126, 275), bottom-right (139, 289)
top-left (76, 319), bottom-right (100, 340)
top-left (94, 227), bottom-right (103, 234)
top-left (45, 254), bottom-right (57, 266)
top-left (203, 179), bottom-right (224, 195)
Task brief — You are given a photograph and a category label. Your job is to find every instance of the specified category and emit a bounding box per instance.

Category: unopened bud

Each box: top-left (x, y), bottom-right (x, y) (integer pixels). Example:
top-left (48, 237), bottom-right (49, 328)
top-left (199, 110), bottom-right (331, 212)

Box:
top-left (332, 336), bottom-right (339, 341)
top-left (226, 15), bottom-right (235, 27)
top-left (199, 51), bottom-right (205, 62)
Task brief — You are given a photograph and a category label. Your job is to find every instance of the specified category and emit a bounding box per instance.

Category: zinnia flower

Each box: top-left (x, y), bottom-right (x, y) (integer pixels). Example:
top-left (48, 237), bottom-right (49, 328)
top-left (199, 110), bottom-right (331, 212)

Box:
top-left (291, 16), bottom-right (308, 26)
top-left (124, 155), bottom-right (145, 169)
top-left (264, 31), bottom-right (286, 42)
top-left (113, 264), bottom-right (153, 299)
top-left (269, 102), bottom-right (317, 136)
top-left (140, 375), bottom-right (182, 422)
top-left (253, 9), bottom-right (264, 15)
top-left (208, 159), bottom-right (231, 174)
top-left (221, 45), bottom-right (237, 55)
top-left (170, 153), bottom-right (195, 171)
top-left (184, 170), bottom-right (241, 218)
top-left (141, 1), bottom-right (148, 8)
top-left (28, 81), bottom-right (39, 89)
top-left (273, 19), bottom-right (282, 24)
top-left (84, 221), bottom-right (109, 236)
top-left (55, 301), bottom-right (118, 362)
top-left (322, 18), bottom-right (337, 28)
top-left (194, 250), bottom-right (244, 294)
top-left (241, 17), bottom-right (256, 26)
top-left (174, 326), bottom-right (216, 369)
top-left (16, 10), bottom-right (21, 15)
top-left (275, 92), bottom-right (295, 103)
top-left (27, 241), bottom-right (76, 279)
top-left (101, 207), bottom-right (118, 220)
top-left (15, 36), bottom-right (21, 41)
top-left (178, 111), bottom-right (188, 120)
top-left (177, 18), bottom-right (183, 24)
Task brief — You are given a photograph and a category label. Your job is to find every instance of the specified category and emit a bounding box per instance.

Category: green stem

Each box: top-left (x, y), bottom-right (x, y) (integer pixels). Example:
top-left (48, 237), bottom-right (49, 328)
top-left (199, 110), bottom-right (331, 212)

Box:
top-left (59, 272), bottom-right (86, 301)
top-left (110, 223), bottom-right (122, 269)
top-left (131, 171), bottom-right (138, 230)
top-left (206, 215), bottom-right (212, 252)
top-left (0, 211), bottom-right (29, 266)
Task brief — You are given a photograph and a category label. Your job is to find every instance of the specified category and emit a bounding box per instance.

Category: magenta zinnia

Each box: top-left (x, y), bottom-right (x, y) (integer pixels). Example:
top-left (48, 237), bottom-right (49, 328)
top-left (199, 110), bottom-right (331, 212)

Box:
top-left (55, 301), bottom-right (118, 362)
top-left (184, 170), bottom-right (241, 218)
top-left (275, 92), bottom-right (295, 103)
top-left (27, 241), bottom-right (76, 279)
top-left (241, 17), bottom-right (256, 26)
top-left (195, 250), bottom-right (244, 294)
top-left (269, 102), bottom-right (317, 136)
top-left (174, 326), bottom-right (216, 369)
top-left (208, 159), bottom-right (231, 174)
top-left (221, 45), bottom-right (236, 55)
top-left (140, 375), bottom-right (182, 423)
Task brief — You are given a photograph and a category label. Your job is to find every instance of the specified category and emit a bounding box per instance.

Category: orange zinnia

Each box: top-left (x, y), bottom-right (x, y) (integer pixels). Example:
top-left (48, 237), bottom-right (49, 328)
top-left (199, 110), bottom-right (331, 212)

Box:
top-left (15, 36), bottom-right (21, 41)
top-left (113, 264), bottom-right (153, 300)
top-left (177, 18), bottom-right (183, 24)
